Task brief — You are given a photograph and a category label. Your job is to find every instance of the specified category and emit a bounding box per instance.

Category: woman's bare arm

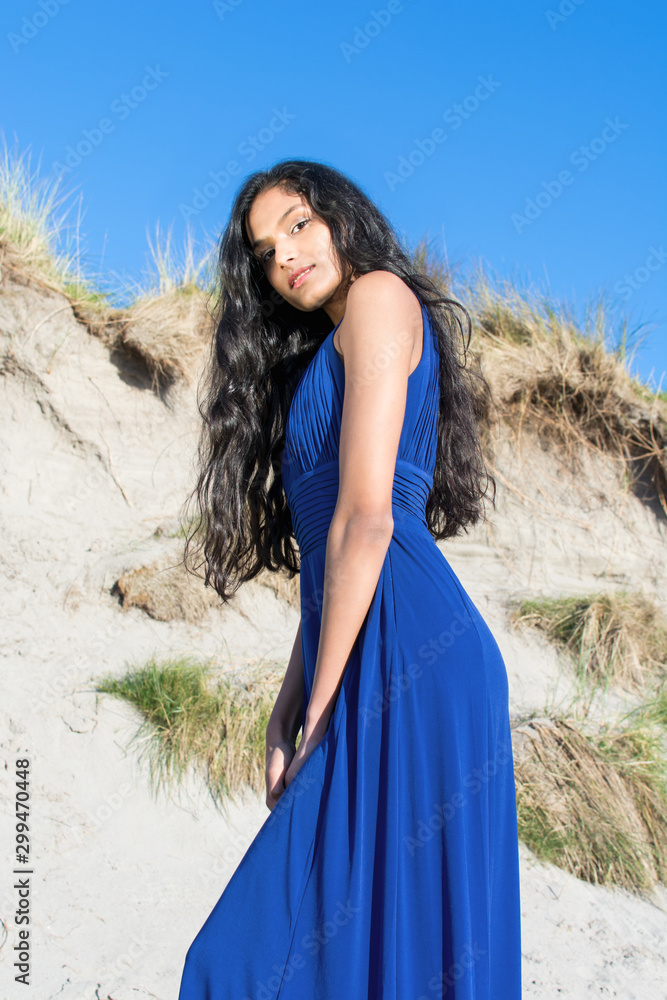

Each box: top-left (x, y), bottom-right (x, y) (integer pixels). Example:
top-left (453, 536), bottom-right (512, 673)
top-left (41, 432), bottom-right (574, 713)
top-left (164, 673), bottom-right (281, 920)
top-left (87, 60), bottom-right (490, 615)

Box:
top-left (266, 620), bottom-right (304, 748)
top-left (265, 620), bottom-right (304, 809)
top-left (283, 271), bottom-right (423, 783)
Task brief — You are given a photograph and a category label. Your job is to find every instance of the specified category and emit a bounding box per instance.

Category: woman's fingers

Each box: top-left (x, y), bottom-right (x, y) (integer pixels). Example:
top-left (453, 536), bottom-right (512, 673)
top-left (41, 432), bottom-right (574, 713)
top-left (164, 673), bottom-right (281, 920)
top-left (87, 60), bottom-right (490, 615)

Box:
top-left (266, 771), bottom-right (285, 803)
top-left (264, 740), bottom-right (295, 808)
top-left (283, 749), bottom-right (306, 789)
top-left (266, 790), bottom-right (281, 811)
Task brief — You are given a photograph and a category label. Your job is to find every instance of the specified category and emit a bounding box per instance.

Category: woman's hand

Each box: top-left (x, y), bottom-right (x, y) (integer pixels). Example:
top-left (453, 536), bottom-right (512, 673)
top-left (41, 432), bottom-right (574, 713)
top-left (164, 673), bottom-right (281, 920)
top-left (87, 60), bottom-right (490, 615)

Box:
top-left (265, 738), bottom-right (296, 811)
top-left (283, 713), bottom-right (331, 790)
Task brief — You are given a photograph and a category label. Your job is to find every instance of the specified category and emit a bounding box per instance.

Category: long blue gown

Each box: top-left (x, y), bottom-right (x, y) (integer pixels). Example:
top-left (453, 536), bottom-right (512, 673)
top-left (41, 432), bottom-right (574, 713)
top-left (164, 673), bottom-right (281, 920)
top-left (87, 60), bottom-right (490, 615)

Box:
top-left (178, 297), bottom-right (522, 999)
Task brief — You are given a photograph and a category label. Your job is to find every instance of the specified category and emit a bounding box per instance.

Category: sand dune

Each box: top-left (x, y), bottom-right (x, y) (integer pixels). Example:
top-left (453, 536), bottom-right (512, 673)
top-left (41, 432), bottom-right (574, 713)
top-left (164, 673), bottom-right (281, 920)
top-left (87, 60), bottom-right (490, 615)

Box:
top-left (1, 268), bottom-right (666, 999)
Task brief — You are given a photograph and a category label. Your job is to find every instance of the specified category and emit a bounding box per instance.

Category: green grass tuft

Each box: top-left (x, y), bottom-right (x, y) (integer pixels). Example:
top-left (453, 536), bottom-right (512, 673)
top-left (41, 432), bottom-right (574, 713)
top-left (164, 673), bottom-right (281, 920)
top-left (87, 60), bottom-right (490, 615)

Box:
top-left (514, 713), bottom-right (667, 893)
top-left (97, 656), bottom-right (282, 812)
top-left (510, 591), bottom-right (667, 692)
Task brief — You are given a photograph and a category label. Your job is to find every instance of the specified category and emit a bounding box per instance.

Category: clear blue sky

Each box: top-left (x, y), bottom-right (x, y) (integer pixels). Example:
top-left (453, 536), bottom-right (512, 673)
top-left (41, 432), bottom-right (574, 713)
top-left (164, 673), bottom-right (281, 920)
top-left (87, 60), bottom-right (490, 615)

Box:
top-left (2, 0), bottom-right (665, 389)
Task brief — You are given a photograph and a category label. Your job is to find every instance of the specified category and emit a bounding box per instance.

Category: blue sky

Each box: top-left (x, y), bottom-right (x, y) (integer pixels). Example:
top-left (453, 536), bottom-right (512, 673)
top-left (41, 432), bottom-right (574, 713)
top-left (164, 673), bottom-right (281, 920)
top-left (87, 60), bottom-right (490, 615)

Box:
top-left (2, 0), bottom-right (665, 388)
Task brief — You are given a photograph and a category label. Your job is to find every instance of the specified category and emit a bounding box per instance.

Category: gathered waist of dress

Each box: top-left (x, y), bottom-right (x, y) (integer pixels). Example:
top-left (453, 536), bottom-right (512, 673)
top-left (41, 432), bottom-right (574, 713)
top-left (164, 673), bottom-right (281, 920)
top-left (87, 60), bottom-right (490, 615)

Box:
top-left (287, 458), bottom-right (434, 560)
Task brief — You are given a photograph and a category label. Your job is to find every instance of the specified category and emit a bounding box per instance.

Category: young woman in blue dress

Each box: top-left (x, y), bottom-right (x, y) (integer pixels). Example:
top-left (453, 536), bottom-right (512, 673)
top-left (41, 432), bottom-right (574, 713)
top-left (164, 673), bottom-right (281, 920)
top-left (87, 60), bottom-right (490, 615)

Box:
top-left (184, 159), bottom-right (496, 808)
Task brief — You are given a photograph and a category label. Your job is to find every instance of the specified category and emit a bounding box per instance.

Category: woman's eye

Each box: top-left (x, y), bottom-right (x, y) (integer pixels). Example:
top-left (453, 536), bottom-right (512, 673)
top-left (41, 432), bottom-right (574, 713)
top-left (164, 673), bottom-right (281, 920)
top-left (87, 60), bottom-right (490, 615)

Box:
top-left (259, 219), bottom-right (309, 263)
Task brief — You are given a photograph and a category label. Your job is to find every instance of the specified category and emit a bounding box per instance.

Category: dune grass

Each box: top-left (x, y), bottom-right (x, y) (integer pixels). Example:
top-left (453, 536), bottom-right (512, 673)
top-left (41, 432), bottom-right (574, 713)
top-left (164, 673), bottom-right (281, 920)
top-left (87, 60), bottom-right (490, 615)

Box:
top-left (0, 136), bottom-right (104, 302)
top-left (513, 711), bottom-right (667, 893)
top-left (409, 233), bottom-right (461, 295)
top-left (615, 684), bottom-right (667, 733)
top-left (137, 219), bottom-right (217, 300)
top-left (462, 269), bottom-right (667, 513)
top-left (510, 590), bottom-right (667, 692)
top-left (0, 134), bottom-right (215, 308)
top-left (510, 590), bottom-right (667, 892)
top-left (96, 656), bottom-right (283, 812)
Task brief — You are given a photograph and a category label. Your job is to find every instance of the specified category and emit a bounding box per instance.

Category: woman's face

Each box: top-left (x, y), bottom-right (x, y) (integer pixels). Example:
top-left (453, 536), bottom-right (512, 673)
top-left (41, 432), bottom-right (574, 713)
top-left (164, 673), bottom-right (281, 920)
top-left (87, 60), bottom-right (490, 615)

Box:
top-left (244, 185), bottom-right (348, 322)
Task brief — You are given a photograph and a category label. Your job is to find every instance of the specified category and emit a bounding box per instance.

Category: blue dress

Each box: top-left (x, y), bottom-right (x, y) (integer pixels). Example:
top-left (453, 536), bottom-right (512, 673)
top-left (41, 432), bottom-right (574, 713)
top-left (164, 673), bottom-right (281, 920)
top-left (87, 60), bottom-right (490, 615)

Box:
top-left (178, 298), bottom-right (522, 999)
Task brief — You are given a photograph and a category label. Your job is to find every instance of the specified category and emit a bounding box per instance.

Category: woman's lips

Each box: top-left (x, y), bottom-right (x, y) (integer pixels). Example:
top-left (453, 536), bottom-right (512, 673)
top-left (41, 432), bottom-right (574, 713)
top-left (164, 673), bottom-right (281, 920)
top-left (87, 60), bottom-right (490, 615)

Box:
top-left (291, 266), bottom-right (314, 289)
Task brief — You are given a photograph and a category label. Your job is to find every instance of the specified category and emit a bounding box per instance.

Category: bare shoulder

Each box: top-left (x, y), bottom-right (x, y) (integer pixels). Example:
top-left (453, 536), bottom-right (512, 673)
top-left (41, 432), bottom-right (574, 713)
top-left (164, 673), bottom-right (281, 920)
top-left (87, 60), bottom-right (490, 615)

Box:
top-left (338, 271), bottom-right (422, 358)
top-left (345, 269), bottom-right (420, 317)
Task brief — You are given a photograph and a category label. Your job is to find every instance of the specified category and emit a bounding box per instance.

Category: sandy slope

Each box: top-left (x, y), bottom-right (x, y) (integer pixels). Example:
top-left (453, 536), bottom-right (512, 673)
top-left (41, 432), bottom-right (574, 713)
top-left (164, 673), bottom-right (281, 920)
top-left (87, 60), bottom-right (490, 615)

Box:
top-left (1, 274), bottom-right (666, 999)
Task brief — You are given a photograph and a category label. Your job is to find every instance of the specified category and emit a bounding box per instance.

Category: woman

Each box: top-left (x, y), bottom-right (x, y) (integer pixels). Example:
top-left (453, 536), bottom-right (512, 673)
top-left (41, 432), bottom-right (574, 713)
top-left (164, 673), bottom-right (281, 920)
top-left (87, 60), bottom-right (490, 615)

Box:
top-left (178, 159), bottom-right (522, 999)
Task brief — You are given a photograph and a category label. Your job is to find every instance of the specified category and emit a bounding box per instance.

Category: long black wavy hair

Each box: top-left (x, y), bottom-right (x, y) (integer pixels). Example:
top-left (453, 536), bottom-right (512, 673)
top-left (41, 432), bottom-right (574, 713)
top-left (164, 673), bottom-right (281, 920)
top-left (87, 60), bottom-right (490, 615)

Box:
top-left (182, 159), bottom-right (495, 602)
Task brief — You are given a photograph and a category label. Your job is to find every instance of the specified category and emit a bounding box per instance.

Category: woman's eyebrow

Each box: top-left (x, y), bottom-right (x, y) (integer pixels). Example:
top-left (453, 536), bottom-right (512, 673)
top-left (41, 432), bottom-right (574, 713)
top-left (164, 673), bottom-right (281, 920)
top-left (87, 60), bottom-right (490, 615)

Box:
top-left (251, 205), bottom-right (301, 251)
